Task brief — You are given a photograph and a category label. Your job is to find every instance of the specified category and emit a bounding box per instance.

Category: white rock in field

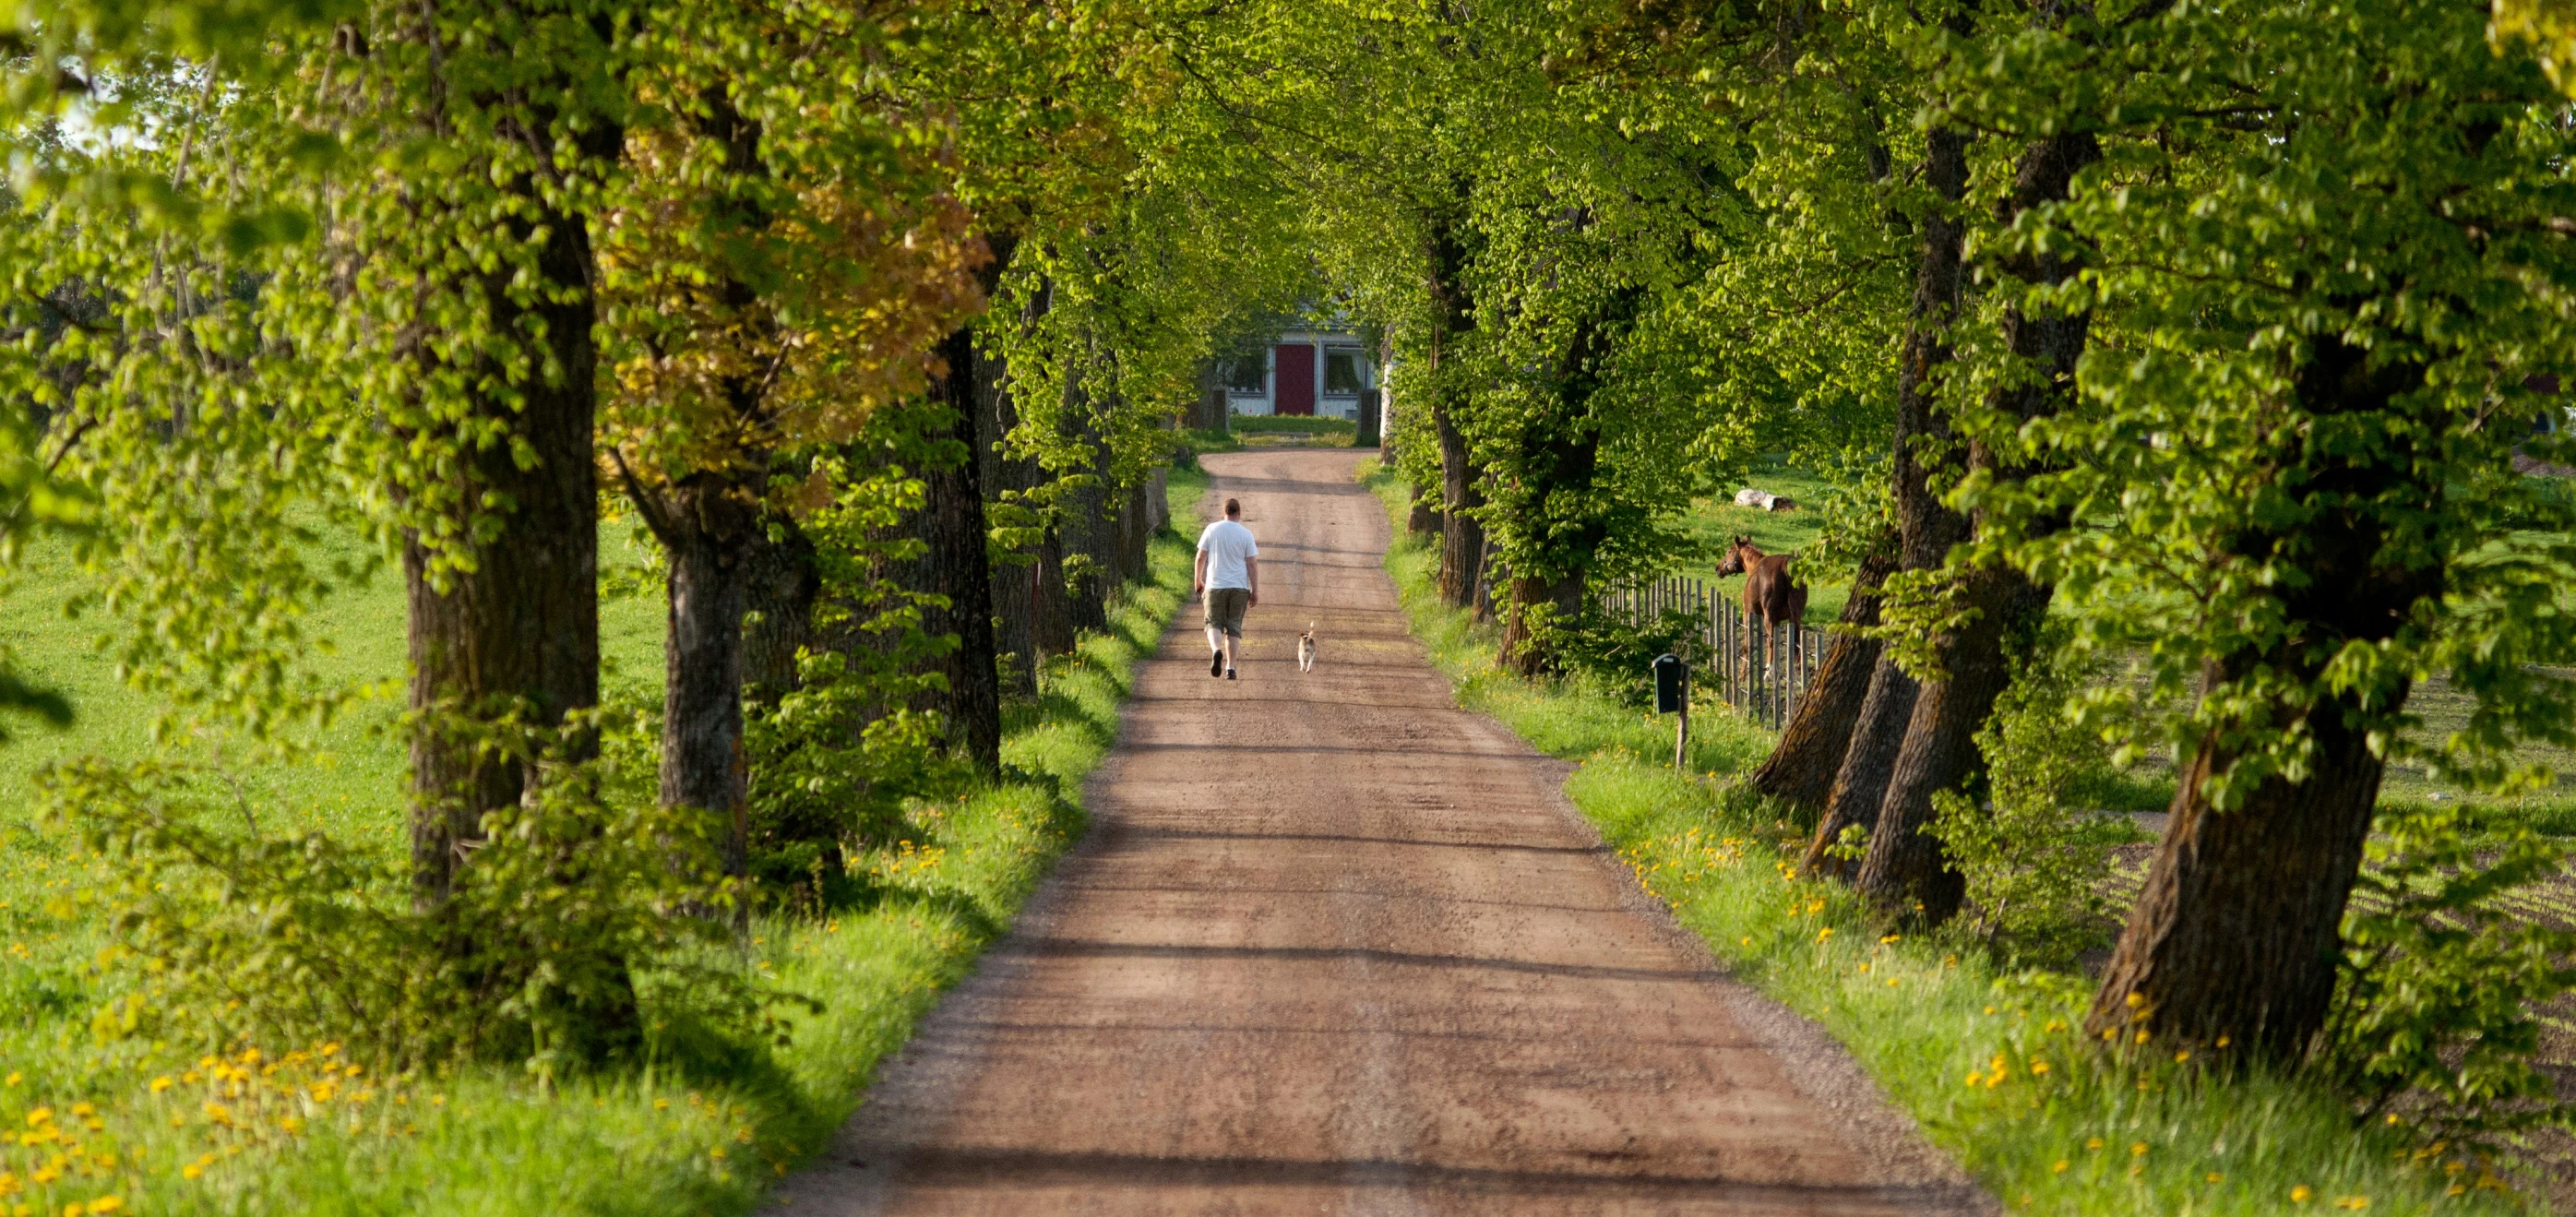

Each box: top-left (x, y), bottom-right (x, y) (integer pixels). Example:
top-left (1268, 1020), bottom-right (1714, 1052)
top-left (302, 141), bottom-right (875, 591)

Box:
top-left (1734, 487), bottom-right (1797, 512)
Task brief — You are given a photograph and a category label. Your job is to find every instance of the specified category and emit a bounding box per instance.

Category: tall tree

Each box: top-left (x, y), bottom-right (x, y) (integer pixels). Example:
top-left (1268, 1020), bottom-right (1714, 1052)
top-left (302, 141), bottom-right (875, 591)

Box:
top-left (601, 16), bottom-right (985, 850)
top-left (1854, 125), bottom-right (2099, 922)
top-left (2041, 0), bottom-right (2576, 1054)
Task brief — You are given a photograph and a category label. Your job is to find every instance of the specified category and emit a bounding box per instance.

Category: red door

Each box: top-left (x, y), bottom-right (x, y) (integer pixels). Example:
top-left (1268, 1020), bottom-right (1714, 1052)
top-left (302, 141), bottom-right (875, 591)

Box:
top-left (1272, 343), bottom-right (1316, 416)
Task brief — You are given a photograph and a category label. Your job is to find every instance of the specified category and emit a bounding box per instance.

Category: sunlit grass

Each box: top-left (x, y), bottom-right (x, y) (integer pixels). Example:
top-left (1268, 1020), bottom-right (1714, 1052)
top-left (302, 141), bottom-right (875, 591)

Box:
top-left (0, 471), bottom-right (1206, 1215)
top-left (1362, 463), bottom-right (2519, 1217)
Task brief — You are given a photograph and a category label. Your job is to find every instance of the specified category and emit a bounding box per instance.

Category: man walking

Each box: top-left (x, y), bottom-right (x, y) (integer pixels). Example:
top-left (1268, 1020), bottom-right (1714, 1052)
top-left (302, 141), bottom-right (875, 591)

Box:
top-left (1194, 497), bottom-right (1259, 680)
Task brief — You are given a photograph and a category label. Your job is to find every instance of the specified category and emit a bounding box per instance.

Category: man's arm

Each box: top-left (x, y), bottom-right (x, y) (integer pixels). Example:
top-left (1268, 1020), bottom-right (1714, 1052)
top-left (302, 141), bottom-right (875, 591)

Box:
top-left (1246, 555), bottom-right (1258, 608)
top-left (1194, 548), bottom-right (1209, 594)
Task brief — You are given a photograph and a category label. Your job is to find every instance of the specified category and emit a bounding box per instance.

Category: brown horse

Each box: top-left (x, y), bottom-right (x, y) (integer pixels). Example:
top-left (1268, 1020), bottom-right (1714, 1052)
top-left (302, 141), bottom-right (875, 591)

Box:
top-left (1715, 534), bottom-right (1807, 629)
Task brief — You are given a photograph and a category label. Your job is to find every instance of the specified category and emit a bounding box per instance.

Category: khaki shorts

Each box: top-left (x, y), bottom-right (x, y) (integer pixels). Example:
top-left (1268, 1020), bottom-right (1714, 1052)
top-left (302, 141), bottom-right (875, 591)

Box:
top-left (1203, 587), bottom-right (1251, 638)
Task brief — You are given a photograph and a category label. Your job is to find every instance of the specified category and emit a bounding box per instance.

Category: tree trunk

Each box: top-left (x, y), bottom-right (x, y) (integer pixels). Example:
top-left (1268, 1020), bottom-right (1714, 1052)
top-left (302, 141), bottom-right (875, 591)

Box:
top-left (656, 479), bottom-right (760, 877)
top-left (1032, 525), bottom-right (1076, 654)
top-left (1434, 388), bottom-right (1485, 610)
top-left (2085, 333), bottom-right (2438, 1057)
top-left (1120, 479), bottom-right (1151, 585)
top-left (1423, 208), bottom-right (1484, 609)
top-left (1855, 130), bottom-right (2100, 926)
top-left (1759, 544), bottom-right (1896, 818)
top-left (983, 346), bottom-right (1040, 698)
top-left (1802, 654), bottom-right (1919, 880)
top-left (1854, 566), bottom-right (2046, 921)
top-left (1798, 127), bottom-right (1970, 884)
top-left (1055, 362), bottom-right (1115, 635)
top-left (1473, 536), bottom-right (1501, 623)
top-left (1407, 493), bottom-right (1442, 538)
top-left (918, 321), bottom-right (1003, 774)
top-left (407, 191), bottom-right (603, 909)
top-left (1499, 570), bottom-right (1581, 676)
top-left (741, 510), bottom-right (822, 703)
top-left (2084, 692), bottom-right (2392, 1057)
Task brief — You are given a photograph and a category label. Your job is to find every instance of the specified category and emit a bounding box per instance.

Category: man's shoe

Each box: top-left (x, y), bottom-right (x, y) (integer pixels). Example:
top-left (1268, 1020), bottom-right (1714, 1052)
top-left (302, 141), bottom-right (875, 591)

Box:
top-left (1210, 650), bottom-right (1224, 677)
top-left (1226, 669), bottom-right (1238, 680)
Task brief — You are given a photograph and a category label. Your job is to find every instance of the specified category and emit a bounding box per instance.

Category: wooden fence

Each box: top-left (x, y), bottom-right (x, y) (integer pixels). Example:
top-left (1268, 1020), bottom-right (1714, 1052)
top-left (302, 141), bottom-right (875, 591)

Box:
top-left (1600, 575), bottom-right (1822, 730)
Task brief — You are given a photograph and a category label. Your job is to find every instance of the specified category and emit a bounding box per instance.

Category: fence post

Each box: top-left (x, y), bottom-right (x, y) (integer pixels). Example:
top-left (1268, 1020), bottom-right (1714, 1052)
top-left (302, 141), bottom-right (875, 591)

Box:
top-left (1721, 609), bottom-right (1734, 708)
top-left (1767, 618), bottom-right (1779, 725)
top-left (1785, 621), bottom-right (1801, 722)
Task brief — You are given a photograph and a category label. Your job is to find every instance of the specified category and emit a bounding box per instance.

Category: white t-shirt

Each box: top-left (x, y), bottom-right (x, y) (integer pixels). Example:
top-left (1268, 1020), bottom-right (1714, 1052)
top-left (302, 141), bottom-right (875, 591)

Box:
top-left (1197, 519), bottom-right (1258, 590)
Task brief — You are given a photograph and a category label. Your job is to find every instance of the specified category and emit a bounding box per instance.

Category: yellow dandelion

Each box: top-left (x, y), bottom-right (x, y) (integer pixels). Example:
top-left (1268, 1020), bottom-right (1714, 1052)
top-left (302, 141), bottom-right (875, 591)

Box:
top-left (2292, 1185), bottom-right (2314, 1203)
top-left (2334, 1199), bottom-right (2368, 1211)
top-left (149, 1078), bottom-right (172, 1093)
top-left (2207, 1173), bottom-right (2224, 1183)
top-left (2030, 1061), bottom-right (2049, 1075)
top-left (2085, 1138), bottom-right (2105, 1151)
top-left (2052, 1160), bottom-right (2069, 1174)
top-left (2130, 1142), bottom-right (2149, 1157)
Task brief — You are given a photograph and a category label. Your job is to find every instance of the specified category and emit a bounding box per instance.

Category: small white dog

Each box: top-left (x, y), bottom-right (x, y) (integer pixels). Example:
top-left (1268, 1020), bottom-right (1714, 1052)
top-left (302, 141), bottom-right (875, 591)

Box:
top-left (1296, 622), bottom-right (1318, 673)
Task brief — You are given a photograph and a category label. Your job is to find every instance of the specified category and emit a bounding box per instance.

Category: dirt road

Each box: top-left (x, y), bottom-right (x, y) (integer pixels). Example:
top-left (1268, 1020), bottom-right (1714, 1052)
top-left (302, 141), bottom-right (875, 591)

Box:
top-left (771, 449), bottom-right (1991, 1216)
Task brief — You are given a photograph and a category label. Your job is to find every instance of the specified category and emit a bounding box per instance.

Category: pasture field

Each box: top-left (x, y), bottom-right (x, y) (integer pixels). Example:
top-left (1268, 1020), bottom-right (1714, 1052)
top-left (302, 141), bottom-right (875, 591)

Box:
top-left (1671, 463), bottom-right (2576, 829)
top-left (1366, 462), bottom-right (2546, 1216)
top-left (0, 471), bottom-right (1205, 1215)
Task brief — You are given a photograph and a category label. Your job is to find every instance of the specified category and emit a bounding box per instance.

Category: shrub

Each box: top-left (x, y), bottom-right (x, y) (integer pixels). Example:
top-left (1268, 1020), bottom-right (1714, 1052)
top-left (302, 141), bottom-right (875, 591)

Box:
top-left (1926, 629), bottom-right (2132, 967)
top-left (741, 449), bottom-right (970, 909)
top-left (52, 708), bottom-right (801, 1080)
top-left (1553, 602), bottom-right (1722, 704)
top-left (2323, 802), bottom-right (2576, 1147)
top-left (743, 650), bottom-right (963, 906)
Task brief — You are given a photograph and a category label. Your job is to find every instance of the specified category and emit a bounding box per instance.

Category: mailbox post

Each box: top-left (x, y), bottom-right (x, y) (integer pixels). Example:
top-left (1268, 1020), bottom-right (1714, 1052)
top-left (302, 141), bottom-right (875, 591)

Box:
top-left (1652, 653), bottom-right (1688, 771)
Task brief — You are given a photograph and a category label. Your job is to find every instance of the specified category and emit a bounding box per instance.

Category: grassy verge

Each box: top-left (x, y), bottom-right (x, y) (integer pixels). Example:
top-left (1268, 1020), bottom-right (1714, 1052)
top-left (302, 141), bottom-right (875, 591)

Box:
top-left (0, 471), bottom-right (1206, 1216)
top-left (1176, 427), bottom-right (1242, 457)
top-left (1360, 464), bottom-right (2514, 1217)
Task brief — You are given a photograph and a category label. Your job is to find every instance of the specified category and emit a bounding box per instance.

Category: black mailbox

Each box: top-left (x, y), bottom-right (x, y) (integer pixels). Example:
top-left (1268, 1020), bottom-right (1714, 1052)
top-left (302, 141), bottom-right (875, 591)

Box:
top-left (1652, 653), bottom-right (1688, 714)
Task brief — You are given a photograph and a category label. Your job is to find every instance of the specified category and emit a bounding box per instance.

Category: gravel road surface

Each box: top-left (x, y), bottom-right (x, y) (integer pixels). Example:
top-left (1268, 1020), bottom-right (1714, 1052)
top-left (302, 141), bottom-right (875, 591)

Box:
top-left (769, 448), bottom-right (1994, 1216)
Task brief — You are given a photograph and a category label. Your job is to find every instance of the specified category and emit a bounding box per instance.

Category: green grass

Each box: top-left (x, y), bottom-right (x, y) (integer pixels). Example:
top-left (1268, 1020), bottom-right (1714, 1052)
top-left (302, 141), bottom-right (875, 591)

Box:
top-left (1223, 413), bottom-right (1355, 433)
top-left (0, 470), bottom-right (1206, 1215)
top-left (1362, 463), bottom-right (2519, 1217)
